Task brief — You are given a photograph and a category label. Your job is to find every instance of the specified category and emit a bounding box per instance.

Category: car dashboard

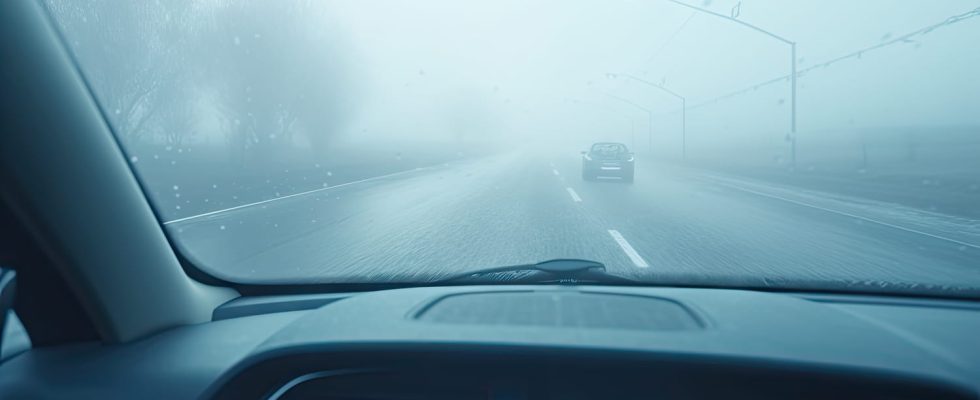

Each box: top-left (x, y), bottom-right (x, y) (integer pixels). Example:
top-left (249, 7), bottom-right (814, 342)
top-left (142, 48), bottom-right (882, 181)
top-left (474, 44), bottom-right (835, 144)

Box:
top-left (2, 285), bottom-right (979, 399)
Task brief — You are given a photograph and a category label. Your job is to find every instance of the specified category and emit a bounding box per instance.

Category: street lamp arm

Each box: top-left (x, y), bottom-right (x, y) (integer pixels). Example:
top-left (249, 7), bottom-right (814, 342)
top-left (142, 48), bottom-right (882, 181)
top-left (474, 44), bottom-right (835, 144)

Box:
top-left (601, 92), bottom-right (654, 114)
top-left (667, 0), bottom-right (794, 45)
top-left (600, 92), bottom-right (655, 153)
top-left (568, 97), bottom-right (636, 119)
top-left (615, 73), bottom-right (686, 101)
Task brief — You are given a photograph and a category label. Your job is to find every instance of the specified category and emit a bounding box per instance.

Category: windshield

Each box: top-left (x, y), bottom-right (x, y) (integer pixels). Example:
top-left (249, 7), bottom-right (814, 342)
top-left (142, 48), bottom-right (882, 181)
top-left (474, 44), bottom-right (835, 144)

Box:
top-left (44, 1), bottom-right (980, 296)
top-left (591, 143), bottom-right (629, 154)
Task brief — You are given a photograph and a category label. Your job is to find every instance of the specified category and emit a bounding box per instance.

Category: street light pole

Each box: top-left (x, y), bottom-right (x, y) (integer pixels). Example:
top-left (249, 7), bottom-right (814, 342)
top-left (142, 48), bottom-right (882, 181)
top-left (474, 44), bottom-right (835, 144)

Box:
top-left (630, 118), bottom-right (636, 149)
top-left (602, 92), bottom-right (655, 153)
top-left (668, 0), bottom-right (797, 167)
top-left (791, 42), bottom-right (797, 165)
top-left (568, 97), bottom-right (638, 147)
top-left (610, 73), bottom-right (687, 160)
top-left (649, 112), bottom-right (653, 153)
top-left (681, 96), bottom-right (687, 159)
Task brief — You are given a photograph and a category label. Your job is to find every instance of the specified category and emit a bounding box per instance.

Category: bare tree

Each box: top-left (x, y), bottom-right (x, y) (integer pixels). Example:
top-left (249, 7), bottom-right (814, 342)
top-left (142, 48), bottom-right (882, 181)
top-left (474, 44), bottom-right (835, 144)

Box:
top-left (46, 0), bottom-right (198, 146)
top-left (199, 1), bottom-right (360, 167)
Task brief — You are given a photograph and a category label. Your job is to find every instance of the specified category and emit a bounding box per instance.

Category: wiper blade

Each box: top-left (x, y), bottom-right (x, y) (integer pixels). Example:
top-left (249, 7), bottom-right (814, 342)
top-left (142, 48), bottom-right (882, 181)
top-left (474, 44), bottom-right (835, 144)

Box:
top-left (438, 259), bottom-right (637, 285)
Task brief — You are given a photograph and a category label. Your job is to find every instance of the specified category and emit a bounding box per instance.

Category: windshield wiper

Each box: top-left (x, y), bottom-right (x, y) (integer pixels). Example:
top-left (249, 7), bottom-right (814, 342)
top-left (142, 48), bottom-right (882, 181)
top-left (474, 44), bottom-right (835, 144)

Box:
top-left (437, 259), bottom-right (637, 285)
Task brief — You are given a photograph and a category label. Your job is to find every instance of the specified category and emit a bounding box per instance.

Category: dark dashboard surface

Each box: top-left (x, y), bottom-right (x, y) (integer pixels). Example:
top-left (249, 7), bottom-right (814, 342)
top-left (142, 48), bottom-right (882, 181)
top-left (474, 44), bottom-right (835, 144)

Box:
top-left (2, 285), bottom-right (979, 399)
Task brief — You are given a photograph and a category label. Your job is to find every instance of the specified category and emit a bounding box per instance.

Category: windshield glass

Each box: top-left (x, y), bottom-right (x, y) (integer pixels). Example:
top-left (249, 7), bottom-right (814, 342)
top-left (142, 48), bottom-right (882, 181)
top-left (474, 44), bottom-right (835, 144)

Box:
top-left (45, 1), bottom-right (980, 296)
top-left (591, 143), bottom-right (629, 154)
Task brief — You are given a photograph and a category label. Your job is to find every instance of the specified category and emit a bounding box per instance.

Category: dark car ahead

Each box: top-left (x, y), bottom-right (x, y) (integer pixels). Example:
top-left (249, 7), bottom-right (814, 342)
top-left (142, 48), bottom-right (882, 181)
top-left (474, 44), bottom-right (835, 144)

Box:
top-left (581, 142), bottom-right (635, 182)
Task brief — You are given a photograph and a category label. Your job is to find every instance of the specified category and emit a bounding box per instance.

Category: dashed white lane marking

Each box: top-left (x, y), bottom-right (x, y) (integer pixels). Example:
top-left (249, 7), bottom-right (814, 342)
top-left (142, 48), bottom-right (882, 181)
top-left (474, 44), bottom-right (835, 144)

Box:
top-left (552, 168), bottom-right (560, 176)
top-left (565, 187), bottom-right (582, 202)
top-left (608, 229), bottom-right (649, 268)
top-left (163, 165), bottom-right (437, 225)
top-left (711, 179), bottom-right (980, 250)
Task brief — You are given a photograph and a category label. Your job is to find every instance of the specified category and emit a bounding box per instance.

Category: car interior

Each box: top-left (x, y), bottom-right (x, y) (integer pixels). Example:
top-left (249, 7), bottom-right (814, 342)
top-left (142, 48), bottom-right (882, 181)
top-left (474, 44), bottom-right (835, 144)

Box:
top-left (2, 1), bottom-right (980, 399)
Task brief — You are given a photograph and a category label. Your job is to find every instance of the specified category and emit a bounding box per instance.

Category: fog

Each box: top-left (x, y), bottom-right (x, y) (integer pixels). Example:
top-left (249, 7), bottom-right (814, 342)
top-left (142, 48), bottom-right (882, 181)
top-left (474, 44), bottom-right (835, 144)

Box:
top-left (40, 0), bottom-right (980, 293)
top-left (46, 0), bottom-right (980, 220)
top-left (329, 0), bottom-right (980, 166)
top-left (49, 1), bottom-right (980, 163)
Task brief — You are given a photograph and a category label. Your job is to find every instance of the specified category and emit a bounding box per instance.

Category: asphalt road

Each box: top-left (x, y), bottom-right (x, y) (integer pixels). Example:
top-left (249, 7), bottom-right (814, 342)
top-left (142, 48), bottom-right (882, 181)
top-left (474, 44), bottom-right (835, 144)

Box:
top-left (168, 151), bottom-right (980, 296)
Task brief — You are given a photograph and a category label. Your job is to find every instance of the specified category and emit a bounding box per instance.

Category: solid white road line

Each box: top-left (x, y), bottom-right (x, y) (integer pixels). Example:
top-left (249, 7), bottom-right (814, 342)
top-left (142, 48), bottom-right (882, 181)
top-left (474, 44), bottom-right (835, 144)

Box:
top-left (712, 179), bottom-right (980, 250)
top-left (608, 229), bottom-right (650, 268)
top-left (565, 187), bottom-right (583, 202)
top-left (552, 168), bottom-right (560, 176)
top-left (163, 165), bottom-right (437, 225)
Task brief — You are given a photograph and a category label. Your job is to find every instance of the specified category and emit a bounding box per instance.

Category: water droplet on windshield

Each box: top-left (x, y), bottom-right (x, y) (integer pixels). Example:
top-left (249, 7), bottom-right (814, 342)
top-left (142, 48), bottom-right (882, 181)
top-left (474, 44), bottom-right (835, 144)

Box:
top-left (233, 36), bottom-right (241, 46)
top-left (326, 171), bottom-right (333, 176)
top-left (220, 225), bottom-right (226, 230)
top-left (130, 156), bottom-right (138, 163)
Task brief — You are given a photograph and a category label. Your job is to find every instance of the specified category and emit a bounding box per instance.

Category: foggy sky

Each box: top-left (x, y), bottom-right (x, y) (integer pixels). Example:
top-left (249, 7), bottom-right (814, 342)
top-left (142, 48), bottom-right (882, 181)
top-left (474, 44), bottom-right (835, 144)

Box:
top-left (323, 0), bottom-right (980, 145)
top-left (54, 0), bottom-right (980, 164)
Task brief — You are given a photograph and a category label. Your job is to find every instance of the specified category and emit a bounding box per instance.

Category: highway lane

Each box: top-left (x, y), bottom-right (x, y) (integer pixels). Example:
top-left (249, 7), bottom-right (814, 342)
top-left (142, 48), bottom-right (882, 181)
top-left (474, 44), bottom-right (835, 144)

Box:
top-left (169, 150), bottom-right (980, 295)
top-left (557, 157), bottom-right (979, 294)
top-left (172, 152), bottom-right (633, 283)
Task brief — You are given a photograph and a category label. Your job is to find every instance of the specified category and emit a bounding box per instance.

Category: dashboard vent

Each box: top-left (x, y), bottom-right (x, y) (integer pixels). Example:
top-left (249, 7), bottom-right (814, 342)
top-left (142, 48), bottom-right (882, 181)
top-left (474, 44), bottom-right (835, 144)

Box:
top-left (416, 291), bottom-right (702, 331)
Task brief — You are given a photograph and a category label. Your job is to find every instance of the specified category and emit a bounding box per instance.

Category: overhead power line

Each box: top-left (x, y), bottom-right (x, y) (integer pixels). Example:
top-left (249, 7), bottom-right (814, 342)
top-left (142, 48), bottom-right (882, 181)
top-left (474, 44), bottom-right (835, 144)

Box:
top-left (687, 6), bottom-right (980, 111)
top-left (646, 11), bottom-right (696, 64)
